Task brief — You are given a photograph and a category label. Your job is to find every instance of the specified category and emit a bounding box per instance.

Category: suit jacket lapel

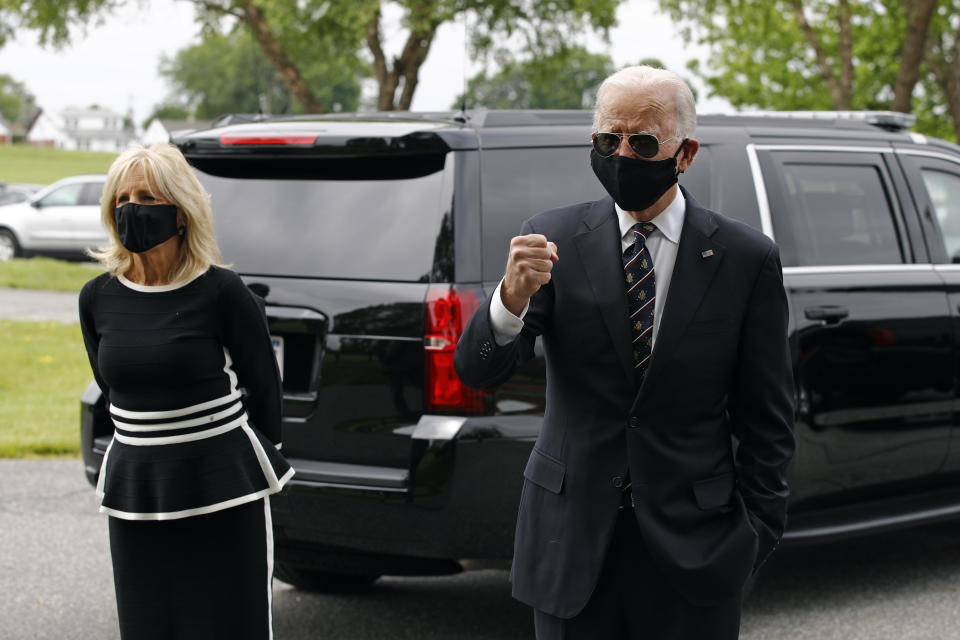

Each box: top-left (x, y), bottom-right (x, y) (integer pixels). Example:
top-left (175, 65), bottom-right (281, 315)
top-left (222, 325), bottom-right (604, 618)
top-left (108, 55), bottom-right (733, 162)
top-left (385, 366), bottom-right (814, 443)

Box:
top-left (572, 196), bottom-right (636, 386)
top-left (635, 188), bottom-right (725, 401)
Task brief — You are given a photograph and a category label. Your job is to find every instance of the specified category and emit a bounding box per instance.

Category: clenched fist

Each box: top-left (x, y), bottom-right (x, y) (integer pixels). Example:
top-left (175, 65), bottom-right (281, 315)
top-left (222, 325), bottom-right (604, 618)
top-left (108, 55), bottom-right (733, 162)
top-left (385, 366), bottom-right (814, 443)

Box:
top-left (501, 234), bottom-right (559, 316)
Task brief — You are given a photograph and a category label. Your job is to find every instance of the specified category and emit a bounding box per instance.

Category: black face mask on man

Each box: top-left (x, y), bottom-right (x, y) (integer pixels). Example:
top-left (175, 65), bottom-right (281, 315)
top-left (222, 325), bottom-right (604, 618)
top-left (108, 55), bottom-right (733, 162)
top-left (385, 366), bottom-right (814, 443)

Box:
top-left (590, 139), bottom-right (687, 212)
top-left (113, 203), bottom-right (183, 254)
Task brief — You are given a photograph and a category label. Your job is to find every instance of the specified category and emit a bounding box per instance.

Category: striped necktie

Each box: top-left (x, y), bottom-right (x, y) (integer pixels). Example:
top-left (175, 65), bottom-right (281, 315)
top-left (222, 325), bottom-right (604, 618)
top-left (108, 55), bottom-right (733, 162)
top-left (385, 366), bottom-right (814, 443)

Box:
top-left (623, 222), bottom-right (657, 384)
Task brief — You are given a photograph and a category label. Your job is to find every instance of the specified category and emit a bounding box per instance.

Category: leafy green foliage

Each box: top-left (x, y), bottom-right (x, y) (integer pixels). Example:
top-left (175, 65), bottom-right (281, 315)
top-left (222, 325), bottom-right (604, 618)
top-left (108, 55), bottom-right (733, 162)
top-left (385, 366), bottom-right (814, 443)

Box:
top-left (157, 29), bottom-right (362, 119)
top-left (0, 75), bottom-right (37, 128)
top-left (455, 46), bottom-right (615, 109)
top-left (0, 0), bottom-right (119, 48)
top-left (657, 0), bottom-right (958, 141)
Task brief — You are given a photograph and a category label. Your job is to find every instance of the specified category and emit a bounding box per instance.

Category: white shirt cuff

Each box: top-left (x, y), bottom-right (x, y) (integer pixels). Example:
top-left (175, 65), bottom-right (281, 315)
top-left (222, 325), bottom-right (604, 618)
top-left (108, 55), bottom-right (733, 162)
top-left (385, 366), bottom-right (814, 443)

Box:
top-left (489, 280), bottom-right (528, 346)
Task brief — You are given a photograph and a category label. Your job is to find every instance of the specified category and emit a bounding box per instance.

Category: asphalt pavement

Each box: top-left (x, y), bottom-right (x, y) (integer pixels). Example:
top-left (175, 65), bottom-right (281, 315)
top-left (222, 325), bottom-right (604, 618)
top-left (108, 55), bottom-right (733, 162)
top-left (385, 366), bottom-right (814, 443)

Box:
top-left (0, 288), bottom-right (79, 324)
top-left (2, 459), bottom-right (960, 639)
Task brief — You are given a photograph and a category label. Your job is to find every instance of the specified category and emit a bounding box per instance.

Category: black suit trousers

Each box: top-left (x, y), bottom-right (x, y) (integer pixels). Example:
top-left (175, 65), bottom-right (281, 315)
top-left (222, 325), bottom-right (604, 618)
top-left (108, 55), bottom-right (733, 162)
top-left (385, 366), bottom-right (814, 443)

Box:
top-left (533, 508), bottom-right (742, 640)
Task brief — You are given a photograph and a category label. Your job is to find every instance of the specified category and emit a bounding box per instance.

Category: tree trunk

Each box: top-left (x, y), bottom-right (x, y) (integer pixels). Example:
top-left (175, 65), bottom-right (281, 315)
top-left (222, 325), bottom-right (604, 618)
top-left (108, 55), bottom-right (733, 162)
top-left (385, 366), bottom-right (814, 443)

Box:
top-left (790, 0), bottom-right (848, 109)
top-left (926, 27), bottom-right (960, 141)
top-left (366, 8), bottom-right (399, 110)
top-left (242, 1), bottom-right (326, 113)
top-left (891, 0), bottom-right (940, 113)
top-left (395, 24), bottom-right (438, 110)
top-left (838, 0), bottom-right (853, 109)
top-left (365, 2), bottom-right (440, 110)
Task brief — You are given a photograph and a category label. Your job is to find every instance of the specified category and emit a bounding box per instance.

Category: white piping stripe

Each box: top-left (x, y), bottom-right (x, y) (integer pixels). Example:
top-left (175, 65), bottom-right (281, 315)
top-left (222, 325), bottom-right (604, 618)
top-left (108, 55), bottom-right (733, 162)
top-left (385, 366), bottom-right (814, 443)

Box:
top-left (109, 390), bottom-right (241, 420)
top-left (265, 496), bottom-right (275, 640)
top-left (223, 347), bottom-right (240, 396)
top-left (100, 485), bottom-right (282, 521)
top-left (95, 437), bottom-right (115, 498)
top-left (117, 269), bottom-right (208, 293)
top-left (636, 297), bottom-right (655, 314)
top-left (111, 402), bottom-right (244, 432)
top-left (242, 425), bottom-right (281, 490)
top-left (113, 416), bottom-right (246, 446)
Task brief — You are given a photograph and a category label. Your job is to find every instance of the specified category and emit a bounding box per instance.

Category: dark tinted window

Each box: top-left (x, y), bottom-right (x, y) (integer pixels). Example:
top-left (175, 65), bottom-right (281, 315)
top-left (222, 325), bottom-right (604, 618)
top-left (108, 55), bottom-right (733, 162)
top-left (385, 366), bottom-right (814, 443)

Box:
top-left (480, 146), bottom-right (607, 280)
top-left (772, 161), bottom-right (903, 266)
top-left (194, 161), bottom-right (453, 281)
top-left (922, 169), bottom-right (960, 261)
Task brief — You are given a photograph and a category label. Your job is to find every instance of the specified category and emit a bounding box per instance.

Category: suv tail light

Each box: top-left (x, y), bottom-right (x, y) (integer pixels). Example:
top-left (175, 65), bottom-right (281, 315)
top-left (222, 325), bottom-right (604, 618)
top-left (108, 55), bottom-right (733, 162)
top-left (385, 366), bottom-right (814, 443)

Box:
top-left (424, 285), bottom-right (487, 414)
top-left (220, 134), bottom-right (318, 145)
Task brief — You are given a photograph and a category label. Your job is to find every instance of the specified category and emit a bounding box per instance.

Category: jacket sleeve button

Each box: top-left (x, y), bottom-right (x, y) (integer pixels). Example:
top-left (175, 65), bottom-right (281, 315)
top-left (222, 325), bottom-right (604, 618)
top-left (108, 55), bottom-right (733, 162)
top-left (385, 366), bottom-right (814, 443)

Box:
top-left (613, 475), bottom-right (624, 488)
top-left (628, 416), bottom-right (640, 428)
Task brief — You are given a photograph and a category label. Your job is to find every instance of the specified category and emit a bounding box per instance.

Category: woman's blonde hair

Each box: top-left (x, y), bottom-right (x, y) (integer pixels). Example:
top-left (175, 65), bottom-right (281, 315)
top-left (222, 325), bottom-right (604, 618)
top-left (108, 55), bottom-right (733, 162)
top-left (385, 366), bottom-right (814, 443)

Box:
top-left (90, 142), bottom-right (224, 283)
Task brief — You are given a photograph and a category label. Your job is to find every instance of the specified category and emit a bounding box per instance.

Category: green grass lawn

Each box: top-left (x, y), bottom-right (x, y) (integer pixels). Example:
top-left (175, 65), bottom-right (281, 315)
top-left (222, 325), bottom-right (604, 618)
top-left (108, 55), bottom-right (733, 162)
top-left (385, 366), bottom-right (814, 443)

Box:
top-left (0, 145), bottom-right (116, 185)
top-left (0, 320), bottom-right (91, 457)
top-left (0, 257), bottom-right (103, 291)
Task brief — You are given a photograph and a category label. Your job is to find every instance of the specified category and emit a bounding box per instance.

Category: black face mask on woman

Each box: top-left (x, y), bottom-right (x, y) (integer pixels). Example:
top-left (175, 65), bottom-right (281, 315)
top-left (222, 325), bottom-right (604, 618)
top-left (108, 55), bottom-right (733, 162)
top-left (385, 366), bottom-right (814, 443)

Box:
top-left (590, 139), bottom-right (687, 212)
top-left (113, 203), bottom-right (182, 253)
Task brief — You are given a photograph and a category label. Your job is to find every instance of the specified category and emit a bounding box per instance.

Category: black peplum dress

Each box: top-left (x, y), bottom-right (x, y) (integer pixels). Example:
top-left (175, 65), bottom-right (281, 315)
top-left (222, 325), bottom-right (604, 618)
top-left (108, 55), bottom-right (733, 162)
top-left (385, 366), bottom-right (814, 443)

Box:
top-left (79, 266), bottom-right (294, 640)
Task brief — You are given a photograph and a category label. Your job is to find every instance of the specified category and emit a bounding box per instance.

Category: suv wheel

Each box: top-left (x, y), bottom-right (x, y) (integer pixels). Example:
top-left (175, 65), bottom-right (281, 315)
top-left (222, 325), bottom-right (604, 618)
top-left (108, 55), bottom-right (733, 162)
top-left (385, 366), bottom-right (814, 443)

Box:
top-left (0, 229), bottom-right (21, 261)
top-left (273, 562), bottom-right (380, 592)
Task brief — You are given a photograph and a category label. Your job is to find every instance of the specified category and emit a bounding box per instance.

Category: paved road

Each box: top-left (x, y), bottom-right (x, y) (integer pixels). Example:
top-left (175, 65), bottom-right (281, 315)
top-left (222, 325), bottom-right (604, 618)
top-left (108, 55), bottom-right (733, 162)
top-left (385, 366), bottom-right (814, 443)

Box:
top-left (3, 459), bottom-right (960, 639)
top-left (0, 288), bottom-right (78, 324)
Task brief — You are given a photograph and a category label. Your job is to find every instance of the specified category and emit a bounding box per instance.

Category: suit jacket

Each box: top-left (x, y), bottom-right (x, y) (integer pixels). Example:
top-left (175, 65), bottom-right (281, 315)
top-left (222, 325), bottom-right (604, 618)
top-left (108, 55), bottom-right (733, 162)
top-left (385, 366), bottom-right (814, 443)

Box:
top-left (454, 187), bottom-right (795, 617)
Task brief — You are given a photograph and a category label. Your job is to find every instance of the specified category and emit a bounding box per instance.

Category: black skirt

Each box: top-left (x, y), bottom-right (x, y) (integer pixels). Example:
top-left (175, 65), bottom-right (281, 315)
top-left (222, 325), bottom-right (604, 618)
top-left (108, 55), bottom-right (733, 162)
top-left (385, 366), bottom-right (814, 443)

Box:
top-left (108, 497), bottom-right (274, 640)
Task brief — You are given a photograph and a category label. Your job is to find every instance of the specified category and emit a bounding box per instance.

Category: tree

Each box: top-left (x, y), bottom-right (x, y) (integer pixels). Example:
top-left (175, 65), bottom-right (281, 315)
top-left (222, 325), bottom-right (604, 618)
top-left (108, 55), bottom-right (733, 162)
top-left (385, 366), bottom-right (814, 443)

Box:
top-left (0, 74), bottom-right (37, 128)
top-left (156, 29), bottom-right (362, 120)
top-left (454, 46), bottom-right (616, 110)
top-left (454, 52), bottom-right (698, 111)
top-left (923, 0), bottom-right (960, 140)
top-left (2, 1), bottom-right (626, 114)
top-left (657, 0), bottom-right (958, 140)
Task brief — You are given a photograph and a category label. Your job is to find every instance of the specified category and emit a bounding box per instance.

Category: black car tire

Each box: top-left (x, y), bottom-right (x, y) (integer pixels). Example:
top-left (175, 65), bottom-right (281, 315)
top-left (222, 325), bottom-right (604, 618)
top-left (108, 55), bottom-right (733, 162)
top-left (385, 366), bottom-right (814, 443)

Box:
top-left (273, 562), bottom-right (380, 592)
top-left (0, 228), bottom-right (22, 261)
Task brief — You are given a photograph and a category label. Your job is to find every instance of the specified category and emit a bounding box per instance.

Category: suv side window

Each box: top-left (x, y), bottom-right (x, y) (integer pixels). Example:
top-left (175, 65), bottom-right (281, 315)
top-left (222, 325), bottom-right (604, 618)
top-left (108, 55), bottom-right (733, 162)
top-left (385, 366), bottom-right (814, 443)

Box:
top-left (921, 169), bottom-right (960, 262)
top-left (480, 146), bottom-right (606, 281)
top-left (761, 151), bottom-right (907, 266)
top-left (38, 183), bottom-right (84, 207)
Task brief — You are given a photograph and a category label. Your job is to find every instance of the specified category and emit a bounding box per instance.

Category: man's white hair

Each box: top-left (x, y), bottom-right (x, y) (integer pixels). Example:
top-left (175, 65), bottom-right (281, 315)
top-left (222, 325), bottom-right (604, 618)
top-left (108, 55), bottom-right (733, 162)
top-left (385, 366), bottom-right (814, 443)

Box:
top-left (592, 65), bottom-right (697, 139)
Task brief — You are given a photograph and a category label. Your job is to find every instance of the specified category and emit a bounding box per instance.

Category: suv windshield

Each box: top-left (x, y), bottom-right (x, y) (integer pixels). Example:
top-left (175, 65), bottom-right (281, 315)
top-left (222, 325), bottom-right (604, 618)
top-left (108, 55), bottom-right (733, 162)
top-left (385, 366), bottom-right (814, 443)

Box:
top-left (194, 162), bottom-right (451, 281)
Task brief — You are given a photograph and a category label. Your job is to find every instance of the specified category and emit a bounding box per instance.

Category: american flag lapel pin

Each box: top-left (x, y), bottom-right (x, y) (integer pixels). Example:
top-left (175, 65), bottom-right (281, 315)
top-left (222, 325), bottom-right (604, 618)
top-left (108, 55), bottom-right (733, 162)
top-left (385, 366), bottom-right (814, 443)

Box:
top-left (701, 249), bottom-right (714, 258)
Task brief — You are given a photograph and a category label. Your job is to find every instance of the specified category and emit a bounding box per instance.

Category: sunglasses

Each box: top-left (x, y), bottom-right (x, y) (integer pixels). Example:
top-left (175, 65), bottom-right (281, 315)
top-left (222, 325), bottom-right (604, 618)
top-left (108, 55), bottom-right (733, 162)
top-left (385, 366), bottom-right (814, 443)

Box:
top-left (592, 132), bottom-right (686, 158)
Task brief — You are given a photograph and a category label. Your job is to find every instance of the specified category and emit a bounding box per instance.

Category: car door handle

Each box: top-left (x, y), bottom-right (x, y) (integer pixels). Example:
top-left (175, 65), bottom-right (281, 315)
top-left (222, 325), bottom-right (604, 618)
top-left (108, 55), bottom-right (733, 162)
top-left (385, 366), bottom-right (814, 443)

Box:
top-left (804, 305), bottom-right (849, 323)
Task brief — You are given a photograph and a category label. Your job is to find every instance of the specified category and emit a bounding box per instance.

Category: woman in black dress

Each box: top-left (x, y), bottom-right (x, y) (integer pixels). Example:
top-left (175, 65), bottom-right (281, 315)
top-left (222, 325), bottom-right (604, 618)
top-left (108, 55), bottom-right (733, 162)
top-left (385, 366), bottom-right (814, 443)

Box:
top-left (79, 142), bottom-right (293, 639)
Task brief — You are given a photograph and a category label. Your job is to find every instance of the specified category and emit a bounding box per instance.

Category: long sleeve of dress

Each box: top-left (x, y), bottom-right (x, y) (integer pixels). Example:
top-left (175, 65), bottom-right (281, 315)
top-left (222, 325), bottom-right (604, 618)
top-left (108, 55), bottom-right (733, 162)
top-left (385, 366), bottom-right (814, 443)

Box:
top-left (78, 278), bottom-right (110, 402)
top-left (216, 273), bottom-right (283, 446)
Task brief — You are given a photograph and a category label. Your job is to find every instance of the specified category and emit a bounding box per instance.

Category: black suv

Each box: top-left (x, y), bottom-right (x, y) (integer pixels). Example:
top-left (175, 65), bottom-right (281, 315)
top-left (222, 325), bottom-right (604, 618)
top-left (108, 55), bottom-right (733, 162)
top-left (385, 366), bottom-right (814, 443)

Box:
top-left (81, 110), bottom-right (960, 589)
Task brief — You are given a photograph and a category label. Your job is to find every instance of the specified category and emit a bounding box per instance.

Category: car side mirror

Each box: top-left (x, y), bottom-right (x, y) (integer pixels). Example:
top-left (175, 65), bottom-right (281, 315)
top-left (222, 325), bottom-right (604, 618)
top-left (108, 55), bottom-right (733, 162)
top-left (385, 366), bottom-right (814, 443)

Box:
top-left (29, 199), bottom-right (42, 208)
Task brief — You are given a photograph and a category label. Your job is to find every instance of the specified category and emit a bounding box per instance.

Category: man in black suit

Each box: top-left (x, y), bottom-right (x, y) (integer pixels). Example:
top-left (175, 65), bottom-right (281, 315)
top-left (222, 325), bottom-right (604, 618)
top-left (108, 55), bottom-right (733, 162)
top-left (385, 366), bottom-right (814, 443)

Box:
top-left (453, 65), bottom-right (795, 639)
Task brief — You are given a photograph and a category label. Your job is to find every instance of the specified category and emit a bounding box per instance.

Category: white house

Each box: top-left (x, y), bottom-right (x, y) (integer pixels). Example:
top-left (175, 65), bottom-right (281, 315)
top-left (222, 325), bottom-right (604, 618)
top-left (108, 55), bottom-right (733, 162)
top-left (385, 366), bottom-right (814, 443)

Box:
top-left (27, 107), bottom-right (135, 152)
top-left (0, 117), bottom-right (10, 144)
top-left (141, 119), bottom-right (212, 145)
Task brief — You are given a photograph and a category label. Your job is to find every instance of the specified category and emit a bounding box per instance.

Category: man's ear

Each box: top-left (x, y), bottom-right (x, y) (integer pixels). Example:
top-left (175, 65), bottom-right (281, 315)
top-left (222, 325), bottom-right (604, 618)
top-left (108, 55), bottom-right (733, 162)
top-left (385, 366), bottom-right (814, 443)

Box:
top-left (677, 139), bottom-right (700, 173)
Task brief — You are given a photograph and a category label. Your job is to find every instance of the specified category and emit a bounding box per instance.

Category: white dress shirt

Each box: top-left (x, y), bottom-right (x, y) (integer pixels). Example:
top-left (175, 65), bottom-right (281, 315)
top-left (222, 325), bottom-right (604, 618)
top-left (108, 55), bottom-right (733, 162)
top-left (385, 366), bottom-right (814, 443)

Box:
top-left (489, 188), bottom-right (686, 346)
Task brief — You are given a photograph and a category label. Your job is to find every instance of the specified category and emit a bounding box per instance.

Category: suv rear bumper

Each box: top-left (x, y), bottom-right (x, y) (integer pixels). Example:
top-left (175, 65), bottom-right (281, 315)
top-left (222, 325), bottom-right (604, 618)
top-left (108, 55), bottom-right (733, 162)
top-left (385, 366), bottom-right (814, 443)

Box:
top-left (82, 384), bottom-right (536, 568)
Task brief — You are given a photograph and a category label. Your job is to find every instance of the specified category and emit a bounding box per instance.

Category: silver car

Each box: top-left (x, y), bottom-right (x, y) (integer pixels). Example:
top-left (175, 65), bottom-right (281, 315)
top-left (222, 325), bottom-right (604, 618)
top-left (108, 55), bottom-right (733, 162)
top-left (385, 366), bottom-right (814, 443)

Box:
top-left (0, 175), bottom-right (108, 261)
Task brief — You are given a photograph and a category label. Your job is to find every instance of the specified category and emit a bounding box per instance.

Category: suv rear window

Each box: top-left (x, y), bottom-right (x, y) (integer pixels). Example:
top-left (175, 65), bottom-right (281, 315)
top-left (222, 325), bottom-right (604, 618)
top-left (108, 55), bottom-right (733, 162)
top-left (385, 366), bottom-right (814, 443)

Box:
top-left (193, 162), bottom-right (452, 282)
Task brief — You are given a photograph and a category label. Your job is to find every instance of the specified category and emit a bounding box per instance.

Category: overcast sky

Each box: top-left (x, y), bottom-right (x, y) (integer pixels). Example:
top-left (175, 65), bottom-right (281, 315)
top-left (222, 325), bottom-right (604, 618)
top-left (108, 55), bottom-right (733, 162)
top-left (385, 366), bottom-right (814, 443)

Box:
top-left (0, 0), bottom-right (732, 129)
